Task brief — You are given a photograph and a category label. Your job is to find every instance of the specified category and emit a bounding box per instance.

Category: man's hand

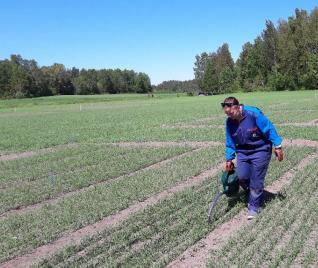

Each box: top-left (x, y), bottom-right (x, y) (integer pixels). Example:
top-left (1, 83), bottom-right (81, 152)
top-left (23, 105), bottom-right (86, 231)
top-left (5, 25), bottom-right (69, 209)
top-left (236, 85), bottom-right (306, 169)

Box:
top-left (225, 160), bottom-right (234, 172)
top-left (274, 148), bottom-right (284, 161)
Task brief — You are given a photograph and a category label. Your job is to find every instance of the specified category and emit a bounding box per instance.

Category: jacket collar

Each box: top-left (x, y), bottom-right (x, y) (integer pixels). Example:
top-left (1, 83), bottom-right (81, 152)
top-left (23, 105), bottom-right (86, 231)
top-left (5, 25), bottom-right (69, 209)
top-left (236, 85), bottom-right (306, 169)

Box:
top-left (228, 105), bottom-right (246, 124)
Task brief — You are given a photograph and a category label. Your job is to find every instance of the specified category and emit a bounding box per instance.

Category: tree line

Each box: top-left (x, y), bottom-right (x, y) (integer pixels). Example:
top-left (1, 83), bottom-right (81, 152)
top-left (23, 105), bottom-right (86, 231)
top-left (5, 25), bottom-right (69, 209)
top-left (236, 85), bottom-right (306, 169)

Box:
top-left (156, 7), bottom-right (318, 95)
top-left (1, 7), bottom-right (317, 98)
top-left (152, 79), bottom-right (199, 93)
top-left (0, 55), bottom-right (152, 98)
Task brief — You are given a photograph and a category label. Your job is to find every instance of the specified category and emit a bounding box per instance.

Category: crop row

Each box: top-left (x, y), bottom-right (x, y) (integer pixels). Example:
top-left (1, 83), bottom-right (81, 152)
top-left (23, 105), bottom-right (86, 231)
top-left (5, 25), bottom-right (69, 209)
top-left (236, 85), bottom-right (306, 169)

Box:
top-left (267, 109), bottom-right (318, 124)
top-left (168, 106), bottom-right (318, 128)
top-left (0, 96), bottom-right (223, 152)
top-left (0, 145), bottom-right (224, 262)
top-left (279, 126), bottom-right (318, 141)
top-left (0, 145), bottom-right (191, 213)
top-left (0, 143), bottom-right (122, 182)
top-left (291, 222), bottom-right (318, 267)
top-left (36, 147), bottom-right (314, 267)
top-left (1, 91), bottom-right (317, 152)
top-left (207, 155), bottom-right (318, 267)
top-left (0, 144), bottom-right (191, 184)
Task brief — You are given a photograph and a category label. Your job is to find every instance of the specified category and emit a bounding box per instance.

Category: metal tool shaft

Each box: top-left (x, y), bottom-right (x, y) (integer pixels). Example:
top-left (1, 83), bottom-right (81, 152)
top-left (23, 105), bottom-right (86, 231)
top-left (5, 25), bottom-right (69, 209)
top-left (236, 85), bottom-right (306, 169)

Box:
top-left (207, 192), bottom-right (224, 223)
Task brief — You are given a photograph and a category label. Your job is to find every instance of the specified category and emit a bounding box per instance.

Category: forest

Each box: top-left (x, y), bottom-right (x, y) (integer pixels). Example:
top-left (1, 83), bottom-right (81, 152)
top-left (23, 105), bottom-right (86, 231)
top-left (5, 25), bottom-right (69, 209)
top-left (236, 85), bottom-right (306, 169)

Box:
top-left (156, 8), bottom-right (318, 94)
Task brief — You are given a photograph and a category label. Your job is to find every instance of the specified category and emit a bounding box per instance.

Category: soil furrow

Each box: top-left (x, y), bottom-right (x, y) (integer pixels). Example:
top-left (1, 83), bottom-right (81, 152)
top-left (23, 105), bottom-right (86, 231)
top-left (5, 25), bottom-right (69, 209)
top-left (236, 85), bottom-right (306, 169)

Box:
top-left (106, 141), bottom-right (222, 148)
top-left (0, 143), bottom-right (78, 161)
top-left (278, 119), bottom-right (318, 126)
top-left (161, 124), bottom-right (224, 129)
top-left (283, 138), bottom-right (318, 148)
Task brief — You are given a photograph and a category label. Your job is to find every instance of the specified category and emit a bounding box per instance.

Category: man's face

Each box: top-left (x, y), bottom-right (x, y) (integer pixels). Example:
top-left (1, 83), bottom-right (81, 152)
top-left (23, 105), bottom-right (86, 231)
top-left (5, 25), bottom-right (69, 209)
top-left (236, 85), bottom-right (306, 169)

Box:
top-left (222, 103), bottom-right (240, 119)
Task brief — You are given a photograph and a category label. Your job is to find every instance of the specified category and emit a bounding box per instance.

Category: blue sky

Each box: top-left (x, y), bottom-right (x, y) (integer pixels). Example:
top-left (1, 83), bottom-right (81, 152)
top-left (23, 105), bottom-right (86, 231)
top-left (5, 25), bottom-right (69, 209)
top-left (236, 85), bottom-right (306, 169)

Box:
top-left (1, 1), bottom-right (317, 85)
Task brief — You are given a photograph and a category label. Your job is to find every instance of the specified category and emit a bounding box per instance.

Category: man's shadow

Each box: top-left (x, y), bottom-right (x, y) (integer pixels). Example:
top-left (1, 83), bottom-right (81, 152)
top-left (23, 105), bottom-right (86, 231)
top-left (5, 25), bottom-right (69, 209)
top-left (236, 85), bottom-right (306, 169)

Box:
top-left (226, 189), bottom-right (286, 210)
top-left (263, 190), bottom-right (286, 204)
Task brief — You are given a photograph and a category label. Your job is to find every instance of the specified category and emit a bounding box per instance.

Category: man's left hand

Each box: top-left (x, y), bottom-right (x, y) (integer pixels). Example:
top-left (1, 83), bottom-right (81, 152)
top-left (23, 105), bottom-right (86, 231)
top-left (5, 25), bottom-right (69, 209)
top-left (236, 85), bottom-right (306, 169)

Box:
top-left (225, 160), bottom-right (235, 172)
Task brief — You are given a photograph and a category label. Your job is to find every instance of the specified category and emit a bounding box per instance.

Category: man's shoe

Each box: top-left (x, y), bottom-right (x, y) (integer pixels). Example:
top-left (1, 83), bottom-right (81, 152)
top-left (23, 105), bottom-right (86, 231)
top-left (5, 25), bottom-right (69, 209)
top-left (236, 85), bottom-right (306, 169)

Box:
top-left (247, 209), bottom-right (257, 220)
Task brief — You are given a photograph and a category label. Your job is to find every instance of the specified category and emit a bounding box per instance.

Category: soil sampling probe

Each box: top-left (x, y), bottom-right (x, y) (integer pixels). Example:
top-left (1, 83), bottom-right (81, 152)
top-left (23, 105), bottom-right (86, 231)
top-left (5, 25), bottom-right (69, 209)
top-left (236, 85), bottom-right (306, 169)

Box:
top-left (207, 169), bottom-right (239, 223)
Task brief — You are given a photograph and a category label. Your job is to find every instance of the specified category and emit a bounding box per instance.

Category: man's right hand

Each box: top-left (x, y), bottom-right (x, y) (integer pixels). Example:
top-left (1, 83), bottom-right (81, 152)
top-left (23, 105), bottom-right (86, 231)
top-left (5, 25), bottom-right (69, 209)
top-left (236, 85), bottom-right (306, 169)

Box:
top-left (274, 148), bottom-right (284, 161)
top-left (225, 160), bottom-right (234, 172)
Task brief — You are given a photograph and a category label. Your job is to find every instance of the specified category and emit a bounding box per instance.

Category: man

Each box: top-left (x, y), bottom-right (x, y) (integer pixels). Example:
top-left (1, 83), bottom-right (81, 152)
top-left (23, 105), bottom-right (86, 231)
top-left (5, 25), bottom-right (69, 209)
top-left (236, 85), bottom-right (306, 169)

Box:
top-left (222, 96), bottom-right (283, 219)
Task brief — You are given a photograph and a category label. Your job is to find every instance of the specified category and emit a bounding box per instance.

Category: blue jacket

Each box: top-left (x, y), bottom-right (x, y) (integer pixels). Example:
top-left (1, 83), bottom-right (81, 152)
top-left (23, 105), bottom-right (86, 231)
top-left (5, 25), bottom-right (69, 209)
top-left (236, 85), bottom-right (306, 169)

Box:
top-left (225, 105), bottom-right (282, 161)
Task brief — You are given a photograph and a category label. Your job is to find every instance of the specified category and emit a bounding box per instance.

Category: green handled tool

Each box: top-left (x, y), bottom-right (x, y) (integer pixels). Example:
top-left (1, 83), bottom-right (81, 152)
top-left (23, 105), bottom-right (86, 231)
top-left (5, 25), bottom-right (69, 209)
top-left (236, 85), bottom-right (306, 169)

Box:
top-left (207, 169), bottom-right (239, 223)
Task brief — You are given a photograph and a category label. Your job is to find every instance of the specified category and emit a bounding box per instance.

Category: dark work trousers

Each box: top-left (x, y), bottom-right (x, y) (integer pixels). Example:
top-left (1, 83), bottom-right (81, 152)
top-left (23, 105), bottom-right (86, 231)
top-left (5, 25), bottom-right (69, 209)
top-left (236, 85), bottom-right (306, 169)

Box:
top-left (236, 149), bottom-right (272, 212)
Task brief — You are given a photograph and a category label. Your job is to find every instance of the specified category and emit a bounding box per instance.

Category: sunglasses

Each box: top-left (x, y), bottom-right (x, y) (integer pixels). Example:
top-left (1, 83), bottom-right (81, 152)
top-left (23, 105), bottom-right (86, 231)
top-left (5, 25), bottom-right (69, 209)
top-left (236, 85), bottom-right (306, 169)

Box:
top-left (221, 103), bottom-right (236, 108)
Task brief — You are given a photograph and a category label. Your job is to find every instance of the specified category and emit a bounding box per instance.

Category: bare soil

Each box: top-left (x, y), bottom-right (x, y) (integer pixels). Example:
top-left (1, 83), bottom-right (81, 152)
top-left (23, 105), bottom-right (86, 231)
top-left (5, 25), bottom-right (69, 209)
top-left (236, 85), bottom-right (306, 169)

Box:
top-left (0, 143), bottom-right (77, 161)
top-left (278, 119), bottom-right (318, 127)
top-left (108, 141), bottom-right (222, 148)
top-left (283, 138), bottom-right (318, 148)
top-left (161, 124), bottom-right (224, 129)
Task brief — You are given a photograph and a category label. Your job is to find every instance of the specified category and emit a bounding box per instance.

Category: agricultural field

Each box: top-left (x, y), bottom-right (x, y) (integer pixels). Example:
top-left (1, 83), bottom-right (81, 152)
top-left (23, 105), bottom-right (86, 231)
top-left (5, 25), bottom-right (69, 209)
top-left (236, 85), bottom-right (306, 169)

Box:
top-left (0, 90), bottom-right (317, 267)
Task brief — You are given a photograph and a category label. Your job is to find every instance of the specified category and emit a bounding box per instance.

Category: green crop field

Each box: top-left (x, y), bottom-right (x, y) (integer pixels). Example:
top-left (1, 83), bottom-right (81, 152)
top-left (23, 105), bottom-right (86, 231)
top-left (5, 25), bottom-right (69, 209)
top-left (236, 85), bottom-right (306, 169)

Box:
top-left (0, 90), bottom-right (317, 267)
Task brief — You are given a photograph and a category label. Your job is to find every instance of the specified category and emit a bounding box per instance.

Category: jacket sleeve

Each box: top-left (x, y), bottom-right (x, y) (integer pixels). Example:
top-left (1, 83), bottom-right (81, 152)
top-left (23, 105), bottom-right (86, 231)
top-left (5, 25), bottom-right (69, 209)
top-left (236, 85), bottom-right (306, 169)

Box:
top-left (254, 110), bottom-right (282, 147)
top-left (225, 122), bottom-right (236, 160)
